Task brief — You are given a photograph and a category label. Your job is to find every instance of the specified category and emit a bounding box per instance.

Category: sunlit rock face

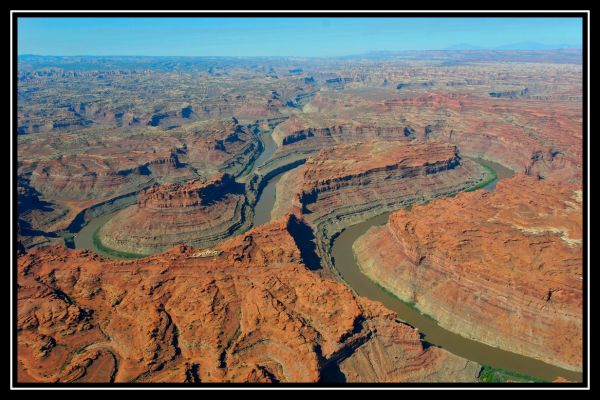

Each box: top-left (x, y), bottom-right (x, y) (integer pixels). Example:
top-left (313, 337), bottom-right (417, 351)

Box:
top-left (98, 173), bottom-right (250, 255)
top-left (271, 140), bottom-right (491, 275)
top-left (16, 216), bottom-right (479, 383)
top-left (354, 174), bottom-right (583, 372)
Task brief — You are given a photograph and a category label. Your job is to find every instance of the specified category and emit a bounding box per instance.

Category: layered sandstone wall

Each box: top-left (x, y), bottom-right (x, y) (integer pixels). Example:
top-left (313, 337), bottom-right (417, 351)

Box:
top-left (272, 141), bottom-right (492, 275)
top-left (353, 175), bottom-right (583, 371)
top-left (97, 173), bottom-right (251, 255)
top-left (380, 92), bottom-right (583, 183)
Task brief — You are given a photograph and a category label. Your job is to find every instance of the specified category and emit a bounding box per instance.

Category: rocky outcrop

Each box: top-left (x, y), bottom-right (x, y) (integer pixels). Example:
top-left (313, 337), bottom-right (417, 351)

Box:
top-left (18, 119), bottom-right (263, 241)
top-left (260, 117), bottom-right (430, 183)
top-left (396, 81), bottom-right (435, 90)
top-left (353, 175), bottom-right (583, 371)
top-left (325, 77), bottom-right (353, 89)
top-left (272, 140), bottom-right (492, 276)
top-left (525, 147), bottom-right (577, 182)
top-left (29, 151), bottom-right (191, 203)
top-left (97, 174), bottom-right (250, 255)
top-left (16, 216), bottom-right (480, 383)
top-left (273, 118), bottom-right (421, 149)
top-left (489, 87), bottom-right (529, 98)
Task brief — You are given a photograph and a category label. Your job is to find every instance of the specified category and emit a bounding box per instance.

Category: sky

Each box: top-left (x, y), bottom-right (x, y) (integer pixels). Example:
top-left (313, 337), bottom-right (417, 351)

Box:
top-left (17, 17), bottom-right (583, 57)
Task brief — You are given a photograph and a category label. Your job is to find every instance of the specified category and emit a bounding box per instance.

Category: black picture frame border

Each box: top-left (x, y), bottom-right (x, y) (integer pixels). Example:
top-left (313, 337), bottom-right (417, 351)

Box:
top-left (10, 9), bottom-right (590, 389)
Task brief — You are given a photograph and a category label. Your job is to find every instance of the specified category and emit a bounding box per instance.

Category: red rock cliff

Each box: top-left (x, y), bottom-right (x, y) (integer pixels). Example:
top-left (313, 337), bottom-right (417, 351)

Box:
top-left (17, 215), bottom-right (480, 383)
top-left (354, 175), bottom-right (583, 371)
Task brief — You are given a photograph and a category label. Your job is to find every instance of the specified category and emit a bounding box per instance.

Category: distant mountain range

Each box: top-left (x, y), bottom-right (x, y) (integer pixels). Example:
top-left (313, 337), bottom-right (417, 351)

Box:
top-left (445, 42), bottom-right (580, 51)
top-left (18, 46), bottom-right (583, 71)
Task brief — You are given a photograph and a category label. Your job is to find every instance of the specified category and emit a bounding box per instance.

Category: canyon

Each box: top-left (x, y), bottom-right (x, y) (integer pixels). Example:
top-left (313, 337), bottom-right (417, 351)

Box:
top-left (270, 141), bottom-right (492, 276)
top-left (16, 51), bottom-right (585, 384)
top-left (17, 216), bottom-right (480, 383)
top-left (353, 174), bottom-right (583, 372)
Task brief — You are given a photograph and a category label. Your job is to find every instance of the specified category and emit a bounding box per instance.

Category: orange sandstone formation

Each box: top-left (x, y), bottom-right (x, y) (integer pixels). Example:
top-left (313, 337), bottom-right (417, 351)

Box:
top-left (271, 141), bottom-right (492, 275)
top-left (18, 119), bottom-right (260, 240)
top-left (354, 175), bottom-right (583, 371)
top-left (97, 173), bottom-right (249, 255)
top-left (17, 216), bottom-right (480, 383)
top-left (273, 141), bottom-right (489, 220)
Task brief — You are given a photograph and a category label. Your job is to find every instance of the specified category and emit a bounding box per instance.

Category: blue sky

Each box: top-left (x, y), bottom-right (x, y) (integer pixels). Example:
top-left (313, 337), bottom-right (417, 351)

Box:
top-left (18, 17), bottom-right (583, 57)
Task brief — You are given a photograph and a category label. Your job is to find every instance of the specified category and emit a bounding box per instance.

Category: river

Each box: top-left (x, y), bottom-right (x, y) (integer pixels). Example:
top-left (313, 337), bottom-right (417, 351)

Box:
top-left (329, 158), bottom-right (582, 382)
top-left (251, 129), bottom-right (282, 227)
top-left (71, 140), bottom-right (582, 382)
top-left (254, 128), bottom-right (278, 169)
top-left (73, 128), bottom-right (281, 258)
top-left (72, 209), bottom-right (125, 258)
top-left (472, 157), bottom-right (516, 191)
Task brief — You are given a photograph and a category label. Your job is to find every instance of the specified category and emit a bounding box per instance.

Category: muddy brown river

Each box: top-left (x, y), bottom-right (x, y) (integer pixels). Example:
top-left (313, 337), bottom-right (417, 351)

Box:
top-left (252, 130), bottom-right (283, 227)
top-left (330, 159), bottom-right (582, 382)
top-left (253, 173), bottom-right (284, 227)
top-left (472, 157), bottom-right (516, 191)
top-left (254, 128), bottom-right (278, 169)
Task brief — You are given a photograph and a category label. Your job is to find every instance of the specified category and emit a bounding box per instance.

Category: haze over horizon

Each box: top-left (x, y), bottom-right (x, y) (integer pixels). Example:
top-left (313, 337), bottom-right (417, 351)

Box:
top-left (18, 17), bottom-right (583, 57)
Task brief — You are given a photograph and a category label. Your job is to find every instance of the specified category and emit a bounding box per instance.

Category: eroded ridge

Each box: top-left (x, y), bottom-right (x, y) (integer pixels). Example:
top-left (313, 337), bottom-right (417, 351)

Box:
top-left (354, 174), bottom-right (583, 371)
top-left (97, 173), bottom-right (250, 255)
top-left (17, 215), bottom-right (479, 383)
top-left (271, 140), bottom-right (492, 274)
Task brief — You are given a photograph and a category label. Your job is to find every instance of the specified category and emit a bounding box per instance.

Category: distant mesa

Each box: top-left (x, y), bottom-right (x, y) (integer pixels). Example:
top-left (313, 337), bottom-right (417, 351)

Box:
top-left (489, 87), bottom-right (529, 99)
top-left (396, 81), bottom-right (435, 90)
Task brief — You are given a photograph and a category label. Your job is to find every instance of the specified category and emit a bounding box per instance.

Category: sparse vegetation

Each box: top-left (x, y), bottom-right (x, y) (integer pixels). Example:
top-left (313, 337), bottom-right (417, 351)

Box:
top-left (478, 365), bottom-right (547, 383)
top-left (92, 226), bottom-right (146, 260)
top-left (465, 163), bottom-right (497, 192)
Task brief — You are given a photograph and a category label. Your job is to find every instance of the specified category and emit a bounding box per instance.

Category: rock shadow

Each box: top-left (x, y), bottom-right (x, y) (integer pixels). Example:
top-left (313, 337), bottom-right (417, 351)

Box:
top-left (319, 362), bottom-right (347, 383)
top-left (286, 215), bottom-right (322, 271)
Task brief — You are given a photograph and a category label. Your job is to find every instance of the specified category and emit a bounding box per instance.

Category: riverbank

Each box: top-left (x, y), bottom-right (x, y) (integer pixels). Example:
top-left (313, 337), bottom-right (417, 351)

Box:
top-left (329, 159), bottom-right (581, 382)
top-left (72, 209), bottom-right (146, 259)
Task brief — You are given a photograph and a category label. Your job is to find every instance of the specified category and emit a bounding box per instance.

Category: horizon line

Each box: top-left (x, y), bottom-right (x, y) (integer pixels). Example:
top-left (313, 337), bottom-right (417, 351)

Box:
top-left (18, 47), bottom-right (583, 59)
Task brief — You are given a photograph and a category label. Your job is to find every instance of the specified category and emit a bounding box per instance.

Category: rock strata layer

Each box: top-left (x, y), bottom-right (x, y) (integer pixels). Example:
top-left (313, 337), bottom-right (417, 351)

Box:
top-left (272, 140), bottom-right (491, 274)
top-left (97, 173), bottom-right (250, 255)
top-left (17, 215), bottom-right (479, 383)
top-left (18, 119), bottom-right (262, 240)
top-left (353, 175), bottom-right (583, 371)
